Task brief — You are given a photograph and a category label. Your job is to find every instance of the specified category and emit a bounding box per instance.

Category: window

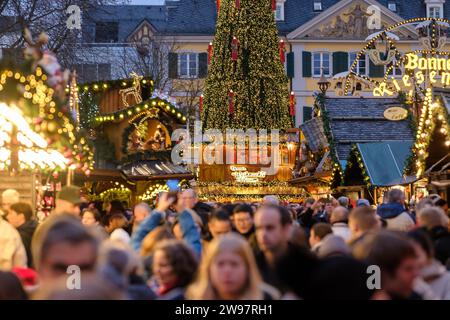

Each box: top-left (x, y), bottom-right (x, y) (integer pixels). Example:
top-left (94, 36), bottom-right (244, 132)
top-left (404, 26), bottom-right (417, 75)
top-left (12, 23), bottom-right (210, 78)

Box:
top-left (178, 53), bottom-right (198, 78)
top-left (73, 64), bottom-right (111, 82)
top-left (95, 22), bottom-right (119, 43)
top-left (428, 6), bottom-right (442, 18)
top-left (385, 60), bottom-right (402, 77)
top-left (275, 4), bottom-right (284, 21)
top-left (313, 1), bottom-right (323, 11)
top-left (388, 2), bottom-right (397, 12)
top-left (349, 53), bottom-right (367, 75)
top-left (312, 52), bottom-right (331, 77)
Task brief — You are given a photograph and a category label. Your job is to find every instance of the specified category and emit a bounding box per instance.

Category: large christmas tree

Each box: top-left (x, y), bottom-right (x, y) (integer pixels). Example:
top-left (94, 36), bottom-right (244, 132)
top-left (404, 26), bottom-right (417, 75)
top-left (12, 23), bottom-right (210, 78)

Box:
top-left (202, 0), bottom-right (292, 131)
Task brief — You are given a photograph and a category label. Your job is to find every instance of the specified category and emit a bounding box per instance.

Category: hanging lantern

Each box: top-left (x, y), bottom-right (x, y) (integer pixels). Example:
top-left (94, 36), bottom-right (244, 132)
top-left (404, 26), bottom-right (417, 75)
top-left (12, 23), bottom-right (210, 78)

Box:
top-left (208, 42), bottom-right (213, 65)
top-left (235, 0), bottom-right (240, 9)
top-left (231, 37), bottom-right (239, 61)
top-left (228, 90), bottom-right (235, 114)
top-left (289, 92), bottom-right (296, 117)
top-left (279, 40), bottom-right (286, 63)
top-left (199, 94), bottom-right (204, 113)
top-left (272, 0), bottom-right (277, 11)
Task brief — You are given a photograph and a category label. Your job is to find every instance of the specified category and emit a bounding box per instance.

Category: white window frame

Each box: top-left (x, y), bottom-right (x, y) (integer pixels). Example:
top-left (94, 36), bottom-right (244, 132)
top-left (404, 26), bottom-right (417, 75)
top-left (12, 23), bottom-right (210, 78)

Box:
top-left (312, 52), bottom-right (331, 77)
top-left (313, 1), bottom-right (323, 11)
top-left (388, 2), bottom-right (397, 12)
top-left (275, 0), bottom-right (286, 21)
top-left (178, 52), bottom-right (199, 79)
top-left (428, 5), bottom-right (443, 18)
top-left (385, 59), bottom-right (403, 77)
top-left (349, 52), bottom-right (368, 76)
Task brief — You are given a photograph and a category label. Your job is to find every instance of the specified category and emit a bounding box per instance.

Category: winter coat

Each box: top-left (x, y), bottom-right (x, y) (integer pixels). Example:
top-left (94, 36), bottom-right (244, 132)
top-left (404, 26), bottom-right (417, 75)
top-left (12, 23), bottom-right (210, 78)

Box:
top-left (421, 259), bottom-right (450, 300)
top-left (377, 203), bottom-right (415, 232)
top-left (331, 222), bottom-right (351, 242)
top-left (0, 219), bottom-right (27, 270)
top-left (17, 219), bottom-right (38, 268)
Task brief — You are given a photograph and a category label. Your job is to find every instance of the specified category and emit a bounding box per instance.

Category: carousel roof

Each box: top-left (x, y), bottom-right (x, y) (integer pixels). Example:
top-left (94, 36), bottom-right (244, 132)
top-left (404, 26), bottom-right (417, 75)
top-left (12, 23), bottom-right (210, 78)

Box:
top-left (120, 160), bottom-right (193, 180)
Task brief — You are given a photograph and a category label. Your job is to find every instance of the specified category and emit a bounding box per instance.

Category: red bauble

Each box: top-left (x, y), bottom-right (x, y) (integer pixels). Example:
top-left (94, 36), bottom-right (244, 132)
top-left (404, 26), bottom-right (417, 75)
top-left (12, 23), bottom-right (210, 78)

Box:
top-left (289, 92), bottom-right (296, 117)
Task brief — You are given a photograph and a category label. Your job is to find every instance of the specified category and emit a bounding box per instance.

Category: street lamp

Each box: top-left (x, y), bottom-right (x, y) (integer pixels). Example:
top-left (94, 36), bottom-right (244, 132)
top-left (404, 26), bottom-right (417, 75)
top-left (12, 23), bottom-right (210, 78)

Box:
top-left (317, 68), bottom-right (331, 95)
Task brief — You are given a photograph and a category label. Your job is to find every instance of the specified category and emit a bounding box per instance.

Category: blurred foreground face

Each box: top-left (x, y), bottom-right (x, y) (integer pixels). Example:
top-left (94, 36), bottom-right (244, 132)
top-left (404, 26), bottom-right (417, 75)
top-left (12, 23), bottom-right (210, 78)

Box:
top-left (55, 199), bottom-right (80, 217)
top-left (6, 209), bottom-right (24, 228)
top-left (384, 257), bottom-right (419, 299)
top-left (153, 250), bottom-right (177, 286)
top-left (133, 206), bottom-right (149, 224)
top-left (234, 212), bottom-right (253, 235)
top-left (81, 212), bottom-right (97, 227)
top-left (210, 251), bottom-right (247, 299)
top-left (39, 241), bottom-right (97, 280)
top-left (255, 207), bottom-right (287, 252)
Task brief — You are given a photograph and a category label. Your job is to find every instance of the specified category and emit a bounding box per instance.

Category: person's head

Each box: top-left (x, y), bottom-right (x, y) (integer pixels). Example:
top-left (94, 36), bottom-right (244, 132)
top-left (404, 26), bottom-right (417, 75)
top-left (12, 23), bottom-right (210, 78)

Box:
top-left (180, 189), bottom-right (198, 210)
top-left (54, 186), bottom-right (83, 217)
top-left (140, 226), bottom-right (174, 257)
top-left (407, 229), bottom-right (434, 269)
top-left (133, 202), bottom-right (151, 224)
top-left (330, 206), bottom-right (349, 224)
top-left (417, 206), bottom-right (448, 229)
top-left (106, 200), bottom-right (125, 214)
top-left (0, 271), bottom-right (28, 300)
top-left (338, 196), bottom-right (349, 208)
top-left (317, 234), bottom-right (351, 258)
top-left (415, 197), bottom-right (435, 212)
top-left (1, 189), bottom-right (20, 212)
top-left (262, 195), bottom-right (279, 206)
top-left (81, 209), bottom-right (101, 227)
top-left (322, 198), bottom-right (334, 215)
top-left (356, 198), bottom-right (370, 207)
top-left (309, 223), bottom-right (333, 248)
top-left (353, 230), bottom-right (418, 299)
top-left (106, 214), bottom-right (128, 234)
top-left (233, 204), bottom-right (254, 235)
top-left (434, 198), bottom-right (448, 212)
top-left (208, 210), bottom-right (232, 239)
top-left (186, 233), bottom-right (266, 300)
top-left (348, 206), bottom-right (379, 240)
top-left (254, 205), bottom-right (292, 254)
top-left (152, 240), bottom-right (198, 289)
top-left (304, 198), bottom-right (315, 208)
top-left (6, 202), bottom-right (33, 228)
top-left (32, 215), bottom-right (99, 282)
top-left (387, 189), bottom-right (405, 204)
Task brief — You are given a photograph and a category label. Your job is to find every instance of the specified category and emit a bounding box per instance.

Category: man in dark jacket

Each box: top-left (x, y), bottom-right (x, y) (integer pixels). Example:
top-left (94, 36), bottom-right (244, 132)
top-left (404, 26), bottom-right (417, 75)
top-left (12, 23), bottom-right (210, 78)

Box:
top-left (6, 202), bottom-right (38, 267)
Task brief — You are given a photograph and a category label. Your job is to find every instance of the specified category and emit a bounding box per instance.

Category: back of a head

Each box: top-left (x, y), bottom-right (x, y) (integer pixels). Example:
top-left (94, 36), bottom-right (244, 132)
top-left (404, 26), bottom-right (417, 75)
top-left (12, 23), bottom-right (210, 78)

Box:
top-left (262, 195), bottom-right (279, 206)
top-left (140, 226), bottom-right (174, 257)
top-left (0, 271), bottom-right (28, 300)
top-left (32, 215), bottom-right (99, 272)
top-left (330, 206), bottom-right (349, 224)
top-left (387, 188), bottom-right (404, 203)
top-left (311, 223), bottom-right (333, 240)
top-left (338, 196), bottom-right (349, 207)
top-left (2, 189), bottom-right (20, 204)
top-left (304, 198), bottom-right (315, 206)
top-left (349, 206), bottom-right (378, 232)
top-left (318, 234), bottom-right (351, 258)
top-left (417, 206), bottom-right (448, 229)
top-left (10, 202), bottom-right (34, 221)
top-left (416, 198), bottom-right (435, 212)
top-left (407, 228), bottom-right (434, 259)
top-left (209, 209), bottom-right (231, 223)
top-left (352, 230), bottom-right (416, 276)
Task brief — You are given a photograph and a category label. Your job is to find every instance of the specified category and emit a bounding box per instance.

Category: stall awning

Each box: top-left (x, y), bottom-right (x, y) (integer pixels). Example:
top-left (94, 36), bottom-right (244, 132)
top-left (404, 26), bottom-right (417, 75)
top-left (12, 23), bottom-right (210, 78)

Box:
top-left (357, 141), bottom-right (416, 187)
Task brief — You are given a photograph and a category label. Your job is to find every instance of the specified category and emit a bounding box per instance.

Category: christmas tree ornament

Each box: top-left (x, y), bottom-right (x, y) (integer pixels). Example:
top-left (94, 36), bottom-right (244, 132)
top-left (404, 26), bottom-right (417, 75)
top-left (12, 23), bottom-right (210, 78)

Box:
top-left (279, 40), bottom-right (286, 63)
top-left (228, 90), bottom-right (235, 114)
top-left (217, 0), bottom-right (221, 13)
top-left (199, 94), bottom-right (204, 113)
top-left (289, 92), bottom-right (296, 117)
top-left (272, 0), bottom-right (277, 11)
top-left (235, 0), bottom-right (240, 9)
top-left (208, 42), bottom-right (213, 65)
top-left (231, 37), bottom-right (239, 61)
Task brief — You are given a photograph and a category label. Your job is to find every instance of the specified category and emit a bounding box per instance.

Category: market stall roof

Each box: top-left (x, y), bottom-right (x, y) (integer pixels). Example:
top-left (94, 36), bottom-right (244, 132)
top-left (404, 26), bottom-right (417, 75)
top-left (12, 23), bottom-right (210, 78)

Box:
top-left (120, 160), bottom-right (193, 181)
top-left (356, 141), bottom-right (416, 187)
top-left (323, 98), bottom-right (414, 161)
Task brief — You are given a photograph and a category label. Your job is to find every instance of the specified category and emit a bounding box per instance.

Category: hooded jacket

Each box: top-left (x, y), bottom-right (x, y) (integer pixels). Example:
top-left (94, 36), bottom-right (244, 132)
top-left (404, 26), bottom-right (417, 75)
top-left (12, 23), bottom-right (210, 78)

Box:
top-left (421, 259), bottom-right (450, 300)
top-left (377, 203), bottom-right (415, 232)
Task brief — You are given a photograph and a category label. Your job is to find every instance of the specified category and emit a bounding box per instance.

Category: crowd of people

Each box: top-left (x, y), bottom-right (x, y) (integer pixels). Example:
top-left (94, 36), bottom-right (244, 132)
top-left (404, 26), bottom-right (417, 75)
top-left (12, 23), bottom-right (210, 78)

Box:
top-left (0, 186), bottom-right (450, 300)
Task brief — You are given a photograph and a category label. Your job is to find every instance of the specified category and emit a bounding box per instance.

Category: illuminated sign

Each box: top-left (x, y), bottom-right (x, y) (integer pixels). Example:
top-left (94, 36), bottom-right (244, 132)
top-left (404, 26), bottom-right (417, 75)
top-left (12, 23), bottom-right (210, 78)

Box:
top-left (230, 166), bottom-right (267, 183)
top-left (373, 53), bottom-right (450, 97)
top-left (383, 107), bottom-right (408, 121)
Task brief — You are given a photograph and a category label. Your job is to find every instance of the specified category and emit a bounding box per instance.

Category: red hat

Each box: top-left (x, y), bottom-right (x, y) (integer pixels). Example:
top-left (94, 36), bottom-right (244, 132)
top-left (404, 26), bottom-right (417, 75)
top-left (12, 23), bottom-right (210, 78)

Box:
top-left (12, 267), bottom-right (38, 287)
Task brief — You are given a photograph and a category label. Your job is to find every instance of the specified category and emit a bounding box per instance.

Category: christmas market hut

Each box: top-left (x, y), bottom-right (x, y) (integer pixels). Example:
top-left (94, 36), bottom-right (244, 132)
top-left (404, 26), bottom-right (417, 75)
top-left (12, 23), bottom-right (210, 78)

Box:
top-left (293, 95), bottom-right (415, 203)
top-left (404, 89), bottom-right (450, 201)
top-left (76, 73), bottom-right (193, 204)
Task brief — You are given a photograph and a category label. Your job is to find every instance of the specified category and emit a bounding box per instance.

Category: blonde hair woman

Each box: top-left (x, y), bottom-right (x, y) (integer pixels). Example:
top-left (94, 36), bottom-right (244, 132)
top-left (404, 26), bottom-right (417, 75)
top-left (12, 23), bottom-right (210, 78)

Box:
top-left (186, 233), bottom-right (279, 300)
